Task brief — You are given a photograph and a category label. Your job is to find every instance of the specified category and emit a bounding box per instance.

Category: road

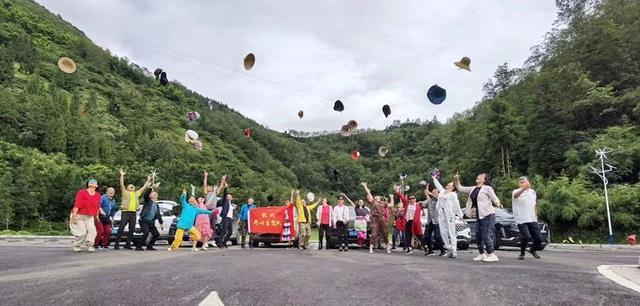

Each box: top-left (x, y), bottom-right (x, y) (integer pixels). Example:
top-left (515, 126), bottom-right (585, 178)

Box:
top-left (0, 239), bottom-right (638, 306)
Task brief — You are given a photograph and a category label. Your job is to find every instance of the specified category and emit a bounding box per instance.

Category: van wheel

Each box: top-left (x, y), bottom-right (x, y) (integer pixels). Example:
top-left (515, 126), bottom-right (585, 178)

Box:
top-left (252, 240), bottom-right (260, 248)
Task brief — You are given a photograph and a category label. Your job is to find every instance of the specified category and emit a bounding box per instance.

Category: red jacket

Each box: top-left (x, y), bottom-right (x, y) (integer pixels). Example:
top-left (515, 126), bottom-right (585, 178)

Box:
top-left (397, 192), bottom-right (422, 236)
top-left (73, 189), bottom-right (101, 216)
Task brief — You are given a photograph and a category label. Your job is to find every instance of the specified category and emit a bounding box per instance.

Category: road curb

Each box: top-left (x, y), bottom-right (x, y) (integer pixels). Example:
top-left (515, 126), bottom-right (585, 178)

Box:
top-left (597, 265), bottom-right (640, 293)
top-left (548, 243), bottom-right (639, 250)
top-left (0, 235), bottom-right (73, 240)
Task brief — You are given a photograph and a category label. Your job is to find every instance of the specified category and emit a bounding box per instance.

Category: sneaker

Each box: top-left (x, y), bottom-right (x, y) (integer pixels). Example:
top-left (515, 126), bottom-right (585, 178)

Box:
top-left (425, 250), bottom-right (435, 256)
top-left (386, 248), bottom-right (391, 254)
top-left (88, 246), bottom-right (95, 253)
top-left (191, 247), bottom-right (200, 252)
top-left (406, 248), bottom-right (413, 255)
top-left (369, 247), bottom-right (374, 254)
top-left (114, 245), bottom-right (120, 250)
top-left (447, 251), bottom-right (454, 258)
top-left (518, 254), bottom-right (525, 260)
top-left (344, 247), bottom-right (349, 252)
top-left (135, 247), bottom-right (144, 251)
top-left (391, 246), bottom-right (397, 250)
top-left (439, 250), bottom-right (447, 257)
top-left (482, 253), bottom-right (499, 262)
top-left (451, 252), bottom-right (457, 258)
top-left (201, 246), bottom-right (208, 251)
top-left (529, 250), bottom-right (541, 259)
top-left (339, 247), bottom-right (343, 252)
top-left (73, 246), bottom-right (82, 252)
top-left (102, 246), bottom-right (110, 250)
top-left (167, 247), bottom-right (173, 251)
top-left (123, 245), bottom-right (133, 250)
top-left (473, 253), bottom-right (487, 261)
top-left (302, 246), bottom-right (307, 250)
top-left (146, 246), bottom-right (157, 251)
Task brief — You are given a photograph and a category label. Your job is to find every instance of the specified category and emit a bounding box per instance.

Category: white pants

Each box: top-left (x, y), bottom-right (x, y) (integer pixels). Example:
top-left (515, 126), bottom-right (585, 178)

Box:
top-left (438, 215), bottom-right (457, 253)
top-left (70, 214), bottom-right (97, 247)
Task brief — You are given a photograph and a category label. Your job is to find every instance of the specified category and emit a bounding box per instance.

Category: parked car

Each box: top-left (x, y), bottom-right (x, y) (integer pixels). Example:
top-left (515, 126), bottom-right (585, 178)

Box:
top-left (463, 208), bottom-right (550, 250)
top-left (420, 209), bottom-right (471, 250)
top-left (251, 206), bottom-right (299, 248)
top-left (110, 201), bottom-right (177, 244)
top-left (167, 201), bottom-right (238, 246)
top-left (326, 206), bottom-right (370, 249)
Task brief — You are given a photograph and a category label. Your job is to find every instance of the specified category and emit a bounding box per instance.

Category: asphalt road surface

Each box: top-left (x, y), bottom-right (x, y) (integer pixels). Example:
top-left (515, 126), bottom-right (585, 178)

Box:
top-left (0, 240), bottom-right (638, 306)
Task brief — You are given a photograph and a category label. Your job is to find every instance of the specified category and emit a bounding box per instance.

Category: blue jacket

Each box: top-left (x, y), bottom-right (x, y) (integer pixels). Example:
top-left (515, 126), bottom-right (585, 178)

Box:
top-left (239, 203), bottom-right (256, 221)
top-left (100, 194), bottom-right (117, 217)
top-left (177, 192), bottom-right (212, 230)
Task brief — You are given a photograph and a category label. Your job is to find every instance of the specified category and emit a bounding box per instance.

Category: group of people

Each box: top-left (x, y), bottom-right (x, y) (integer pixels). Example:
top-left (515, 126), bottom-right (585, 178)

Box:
top-left (70, 169), bottom-right (544, 262)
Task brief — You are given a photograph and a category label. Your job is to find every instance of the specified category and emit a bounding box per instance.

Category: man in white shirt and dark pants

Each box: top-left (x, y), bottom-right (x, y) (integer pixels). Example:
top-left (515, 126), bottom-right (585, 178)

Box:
top-left (512, 176), bottom-right (543, 260)
top-left (333, 196), bottom-right (351, 252)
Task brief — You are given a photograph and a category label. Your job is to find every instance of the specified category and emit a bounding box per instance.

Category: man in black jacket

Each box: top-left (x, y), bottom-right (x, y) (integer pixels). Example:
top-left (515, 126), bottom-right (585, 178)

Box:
top-left (219, 179), bottom-right (234, 249)
top-left (138, 187), bottom-right (163, 251)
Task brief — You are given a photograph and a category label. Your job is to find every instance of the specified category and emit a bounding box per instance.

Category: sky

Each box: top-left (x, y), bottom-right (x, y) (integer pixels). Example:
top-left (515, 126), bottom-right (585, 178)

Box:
top-left (36, 0), bottom-right (558, 132)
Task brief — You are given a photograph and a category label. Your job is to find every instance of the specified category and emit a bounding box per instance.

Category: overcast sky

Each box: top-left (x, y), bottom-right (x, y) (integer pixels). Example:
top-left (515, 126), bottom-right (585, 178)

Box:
top-left (36, 0), bottom-right (557, 132)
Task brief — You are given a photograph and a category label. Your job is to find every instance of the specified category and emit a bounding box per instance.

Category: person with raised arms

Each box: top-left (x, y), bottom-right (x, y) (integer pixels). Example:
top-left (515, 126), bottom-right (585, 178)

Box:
top-left (114, 169), bottom-right (151, 250)
top-left (455, 172), bottom-right (503, 262)
top-left (395, 186), bottom-right (423, 255)
top-left (295, 190), bottom-right (321, 250)
top-left (361, 182), bottom-right (393, 254)
top-left (219, 177), bottom-right (235, 249)
top-left (203, 171), bottom-right (224, 248)
top-left (432, 175), bottom-right (463, 258)
top-left (168, 188), bottom-right (213, 251)
top-left (138, 185), bottom-right (163, 251)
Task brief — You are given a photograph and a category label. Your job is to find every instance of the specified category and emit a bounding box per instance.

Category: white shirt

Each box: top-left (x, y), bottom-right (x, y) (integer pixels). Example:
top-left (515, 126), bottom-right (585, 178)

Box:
top-left (406, 203), bottom-right (417, 221)
top-left (333, 205), bottom-right (350, 224)
top-left (512, 189), bottom-right (537, 224)
top-left (226, 204), bottom-right (235, 219)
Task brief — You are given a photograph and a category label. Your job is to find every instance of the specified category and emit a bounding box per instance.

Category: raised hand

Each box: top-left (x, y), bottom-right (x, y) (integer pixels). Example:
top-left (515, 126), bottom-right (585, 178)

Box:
top-left (204, 171), bottom-right (208, 177)
top-left (453, 172), bottom-right (460, 181)
top-left (119, 168), bottom-right (126, 176)
top-left (360, 182), bottom-right (367, 187)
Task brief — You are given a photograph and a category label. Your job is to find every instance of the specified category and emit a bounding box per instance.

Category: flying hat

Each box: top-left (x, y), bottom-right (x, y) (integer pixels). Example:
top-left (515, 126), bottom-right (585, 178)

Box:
top-left (244, 53), bottom-right (255, 70)
top-left (113, 102), bottom-right (120, 113)
top-left (193, 140), bottom-right (203, 151)
top-left (347, 120), bottom-right (358, 130)
top-left (186, 111), bottom-right (200, 122)
top-left (430, 168), bottom-right (441, 179)
top-left (185, 130), bottom-right (199, 142)
top-left (244, 128), bottom-right (251, 139)
top-left (153, 68), bottom-right (163, 80)
top-left (298, 110), bottom-right (304, 119)
top-left (382, 104), bottom-right (391, 118)
top-left (57, 57), bottom-right (77, 74)
top-left (340, 124), bottom-right (352, 137)
top-left (454, 56), bottom-right (471, 71)
top-left (351, 151), bottom-right (360, 161)
top-left (267, 195), bottom-right (274, 203)
top-left (427, 85), bottom-right (446, 105)
top-left (307, 192), bottom-right (315, 202)
top-left (378, 146), bottom-right (389, 157)
top-left (160, 71), bottom-right (168, 86)
top-left (333, 100), bottom-right (345, 112)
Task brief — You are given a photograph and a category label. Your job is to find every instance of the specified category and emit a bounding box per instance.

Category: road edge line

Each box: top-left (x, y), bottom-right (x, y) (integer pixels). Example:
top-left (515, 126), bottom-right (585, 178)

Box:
top-left (199, 291), bottom-right (224, 306)
top-left (597, 265), bottom-right (640, 294)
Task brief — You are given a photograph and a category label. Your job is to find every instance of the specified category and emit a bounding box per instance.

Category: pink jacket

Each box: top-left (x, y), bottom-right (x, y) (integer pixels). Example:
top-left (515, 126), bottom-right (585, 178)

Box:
top-left (456, 184), bottom-right (501, 220)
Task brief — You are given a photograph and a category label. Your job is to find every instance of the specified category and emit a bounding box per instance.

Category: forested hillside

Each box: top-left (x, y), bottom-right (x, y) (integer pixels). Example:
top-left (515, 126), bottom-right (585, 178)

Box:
top-left (0, 0), bottom-right (638, 242)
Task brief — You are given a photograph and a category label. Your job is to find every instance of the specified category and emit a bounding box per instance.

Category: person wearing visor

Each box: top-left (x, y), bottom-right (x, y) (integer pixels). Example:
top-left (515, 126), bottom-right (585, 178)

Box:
top-left (70, 178), bottom-right (102, 253)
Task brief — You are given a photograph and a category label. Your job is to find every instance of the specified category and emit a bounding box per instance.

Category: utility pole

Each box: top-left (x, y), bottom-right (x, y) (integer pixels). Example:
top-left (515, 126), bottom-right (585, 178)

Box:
top-left (589, 148), bottom-right (616, 245)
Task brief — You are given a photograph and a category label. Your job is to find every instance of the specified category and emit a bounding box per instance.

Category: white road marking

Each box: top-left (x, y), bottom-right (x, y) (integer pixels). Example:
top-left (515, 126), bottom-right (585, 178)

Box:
top-left (597, 265), bottom-right (640, 293)
top-left (199, 291), bottom-right (224, 306)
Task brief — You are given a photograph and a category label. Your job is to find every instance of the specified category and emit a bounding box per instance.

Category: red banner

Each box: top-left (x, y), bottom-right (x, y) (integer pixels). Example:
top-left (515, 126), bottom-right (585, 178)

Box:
top-left (248, 206), bottom-right (286, 234)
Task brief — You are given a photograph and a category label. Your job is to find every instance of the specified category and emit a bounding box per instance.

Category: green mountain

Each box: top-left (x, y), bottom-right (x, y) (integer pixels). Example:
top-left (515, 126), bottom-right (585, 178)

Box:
top-left (0, 0), bottom-right (638, 242)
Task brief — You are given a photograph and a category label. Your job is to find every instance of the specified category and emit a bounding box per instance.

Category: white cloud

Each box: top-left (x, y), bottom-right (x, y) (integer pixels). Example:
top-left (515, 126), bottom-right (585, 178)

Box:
top-left (35, 0), bottom-right (557, 132)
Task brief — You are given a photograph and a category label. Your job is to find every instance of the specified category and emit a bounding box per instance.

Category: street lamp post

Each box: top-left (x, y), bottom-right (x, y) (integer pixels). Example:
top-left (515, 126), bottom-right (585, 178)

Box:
top-left (589, 148), bottom-right (616, 245)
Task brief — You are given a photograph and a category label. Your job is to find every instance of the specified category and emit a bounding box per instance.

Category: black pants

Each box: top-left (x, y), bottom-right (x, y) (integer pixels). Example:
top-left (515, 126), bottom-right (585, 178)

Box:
top-left (336, 221), bottom-right (348, 248)
top-left (424, 221), bottom-right (444, 252)
top-left (404, 220), bottom-right (417, 249)
top-left (318, 224), bottom-right (330, 249)
top-left (219, 217), bottom-right (233, 247)
top-left (518, 222), bottom-right (543, 255)
top-left (138, 219), bottom-right (159, 248)
top-left (115, 211), bottom-right (137, 247)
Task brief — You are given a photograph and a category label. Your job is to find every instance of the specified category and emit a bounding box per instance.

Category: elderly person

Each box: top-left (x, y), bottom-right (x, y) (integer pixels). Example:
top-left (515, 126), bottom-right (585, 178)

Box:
top-left (70, 179), bottom-right (102, 253)
top-left (455, 173), bottom-right (503, 262)
top-left (395, 186), bottom-right (423, 255)
top-left (114, 169), bottom-right (151, 250)
top-left (512, 176), bottom-right (542, 260)
top-left (296, 191), bottom-right (321, 250)
top-left (432, 175), bottom-right (463, 258)
top-left (362, 182), bottom-right (393, 254)
top-left (94, 187), bottom-right (117, 249)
